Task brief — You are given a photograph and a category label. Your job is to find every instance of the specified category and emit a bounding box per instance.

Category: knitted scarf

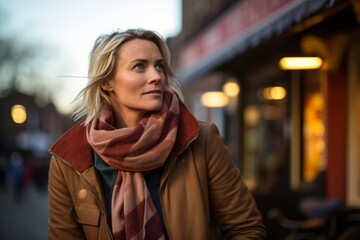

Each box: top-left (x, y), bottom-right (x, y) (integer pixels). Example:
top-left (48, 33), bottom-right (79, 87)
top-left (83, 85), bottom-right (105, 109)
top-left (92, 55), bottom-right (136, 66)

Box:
top-left (87, 91), bottom-right (179, 240)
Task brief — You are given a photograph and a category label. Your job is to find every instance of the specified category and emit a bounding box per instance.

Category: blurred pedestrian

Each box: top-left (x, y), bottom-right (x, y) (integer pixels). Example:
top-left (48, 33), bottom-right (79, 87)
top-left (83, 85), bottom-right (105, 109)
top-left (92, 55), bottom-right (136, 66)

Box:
top-left (48, 29), bottom-right (266, 240)
top-left (8, 151), bottom-right (24, 201)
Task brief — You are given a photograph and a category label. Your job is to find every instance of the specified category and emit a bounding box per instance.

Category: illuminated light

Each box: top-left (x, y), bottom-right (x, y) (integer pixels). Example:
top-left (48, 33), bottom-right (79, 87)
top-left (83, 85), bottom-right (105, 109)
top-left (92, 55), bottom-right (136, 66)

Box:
top-left (262, 87), bottom-right (272, 100)
top-left (244, 105), bottom-right (260, 126)
top-left (11, 104), bottom-right (27, 124)
top-left (262, 86), bottom-right (286, 100)
top-left (279, 57), bottom-right (323, 70)
top-left (201, 91), bottom-right (229, 108)
top-left (223, 80), bottom-right (240, 97)
top-left (314, 139), bottom-right (325, 153)
top-left (269, 86), bottom-right (286, 100)
top-left (313, 121), bottom-right (325, 135)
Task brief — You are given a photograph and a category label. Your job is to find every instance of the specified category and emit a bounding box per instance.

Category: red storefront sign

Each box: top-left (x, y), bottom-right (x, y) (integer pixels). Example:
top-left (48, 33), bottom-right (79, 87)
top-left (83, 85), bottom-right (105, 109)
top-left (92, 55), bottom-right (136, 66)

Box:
top-left (180, 0), bottom-right (297, 73)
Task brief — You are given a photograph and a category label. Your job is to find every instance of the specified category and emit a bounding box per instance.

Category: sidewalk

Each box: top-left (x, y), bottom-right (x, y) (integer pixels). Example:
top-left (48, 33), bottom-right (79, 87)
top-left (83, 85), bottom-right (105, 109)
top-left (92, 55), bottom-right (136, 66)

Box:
top-left (0, 185), bottom-right (48, 240)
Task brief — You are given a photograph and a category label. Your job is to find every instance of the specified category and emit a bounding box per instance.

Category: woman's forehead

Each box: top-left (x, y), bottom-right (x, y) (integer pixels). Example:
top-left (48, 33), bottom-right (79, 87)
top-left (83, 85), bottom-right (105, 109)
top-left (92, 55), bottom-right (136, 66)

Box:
top-left (118, 39), bottom-right (162, 59)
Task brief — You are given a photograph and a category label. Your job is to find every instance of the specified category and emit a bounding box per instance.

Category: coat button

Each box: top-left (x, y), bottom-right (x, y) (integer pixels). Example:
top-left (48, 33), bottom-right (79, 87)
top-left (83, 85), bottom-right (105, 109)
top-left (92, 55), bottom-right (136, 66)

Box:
top-left (78, 189), bottom-right (87, 199)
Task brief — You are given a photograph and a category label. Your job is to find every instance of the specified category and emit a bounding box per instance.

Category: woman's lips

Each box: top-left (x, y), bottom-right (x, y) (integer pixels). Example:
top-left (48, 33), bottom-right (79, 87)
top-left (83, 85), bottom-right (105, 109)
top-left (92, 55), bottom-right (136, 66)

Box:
top-left (144, 90), bottom-right (162, 95)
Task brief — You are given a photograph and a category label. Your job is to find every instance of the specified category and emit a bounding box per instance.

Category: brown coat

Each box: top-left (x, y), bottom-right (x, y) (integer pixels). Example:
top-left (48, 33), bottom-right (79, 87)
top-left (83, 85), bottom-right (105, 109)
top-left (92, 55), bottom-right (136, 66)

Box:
top-left (48, 112), bottom-right (266, 240)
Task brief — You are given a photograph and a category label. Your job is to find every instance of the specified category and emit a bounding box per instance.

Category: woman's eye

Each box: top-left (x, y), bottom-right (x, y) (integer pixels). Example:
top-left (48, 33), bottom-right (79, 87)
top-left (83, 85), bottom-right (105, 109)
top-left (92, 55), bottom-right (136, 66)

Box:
top-left (155, 63), bottom-right (164, 71)
top-left (134, 64), bottom-right (145, 70)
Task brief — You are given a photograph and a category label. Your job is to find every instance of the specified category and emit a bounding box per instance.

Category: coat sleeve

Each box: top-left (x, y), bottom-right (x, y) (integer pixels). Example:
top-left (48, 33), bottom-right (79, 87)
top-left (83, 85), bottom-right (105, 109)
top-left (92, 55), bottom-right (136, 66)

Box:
top-left (48, 156), bottom-right (85, 240)
top-left (205, 123), bottom-right (266, 239)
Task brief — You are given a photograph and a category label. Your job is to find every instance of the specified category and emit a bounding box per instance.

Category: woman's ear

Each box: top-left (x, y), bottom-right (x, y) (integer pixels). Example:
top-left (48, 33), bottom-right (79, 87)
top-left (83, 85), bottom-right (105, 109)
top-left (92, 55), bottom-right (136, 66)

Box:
top-left (101, 81), bottom-right (113, 92)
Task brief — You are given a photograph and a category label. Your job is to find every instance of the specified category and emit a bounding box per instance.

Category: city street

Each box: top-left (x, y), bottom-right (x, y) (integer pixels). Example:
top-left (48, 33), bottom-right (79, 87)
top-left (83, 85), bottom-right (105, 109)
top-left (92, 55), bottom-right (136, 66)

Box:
top-left (0, 185), bottom-right (48, 240)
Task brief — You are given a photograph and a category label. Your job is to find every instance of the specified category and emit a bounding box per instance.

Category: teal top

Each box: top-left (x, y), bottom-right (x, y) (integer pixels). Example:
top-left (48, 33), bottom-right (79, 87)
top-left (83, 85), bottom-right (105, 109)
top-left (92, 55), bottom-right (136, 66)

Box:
top-left (93, 152), bottom-right (168, 239)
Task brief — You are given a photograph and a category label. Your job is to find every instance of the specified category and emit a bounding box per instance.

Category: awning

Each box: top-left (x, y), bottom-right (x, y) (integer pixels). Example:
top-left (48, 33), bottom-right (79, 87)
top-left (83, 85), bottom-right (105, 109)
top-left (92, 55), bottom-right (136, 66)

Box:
top-left (179, 0), bottom-right (334, 85)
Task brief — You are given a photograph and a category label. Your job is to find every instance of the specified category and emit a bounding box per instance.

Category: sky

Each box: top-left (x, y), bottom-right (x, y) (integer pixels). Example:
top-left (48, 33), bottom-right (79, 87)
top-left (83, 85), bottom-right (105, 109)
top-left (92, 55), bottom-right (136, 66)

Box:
top-left (0, 0), bottom-right (182, 114)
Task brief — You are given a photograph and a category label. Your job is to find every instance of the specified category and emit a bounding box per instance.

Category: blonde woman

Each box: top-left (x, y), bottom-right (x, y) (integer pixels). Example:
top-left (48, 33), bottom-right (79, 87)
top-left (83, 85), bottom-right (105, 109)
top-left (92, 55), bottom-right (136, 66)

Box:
top-left (48, 29), bottom-right (266, 240)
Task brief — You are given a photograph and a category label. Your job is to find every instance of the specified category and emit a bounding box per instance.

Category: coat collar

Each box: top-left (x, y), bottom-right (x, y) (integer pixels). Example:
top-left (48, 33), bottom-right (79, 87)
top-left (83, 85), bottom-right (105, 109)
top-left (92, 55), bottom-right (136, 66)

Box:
top-left (49, 102), bottom-right (200, 173)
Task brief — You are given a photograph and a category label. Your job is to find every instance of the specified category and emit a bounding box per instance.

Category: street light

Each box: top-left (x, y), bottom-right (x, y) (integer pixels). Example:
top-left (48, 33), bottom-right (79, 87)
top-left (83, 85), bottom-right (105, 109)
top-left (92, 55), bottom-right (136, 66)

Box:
top-left (279, 57), bottom-right (323, 70)
top-left (262, 86), bottom-right (287, 100)
top-left (223, 80), bottom-right (240, 97)
top-left (201, 91), bottom-right (229, 108)
top-left (11, 104), bottom-right (27, 124)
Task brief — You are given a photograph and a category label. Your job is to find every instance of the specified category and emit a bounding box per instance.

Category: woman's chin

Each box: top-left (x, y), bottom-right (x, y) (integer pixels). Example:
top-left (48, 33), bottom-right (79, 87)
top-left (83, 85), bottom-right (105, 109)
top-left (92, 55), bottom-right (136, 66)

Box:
top-left (139, 104), bottom-right (162, 113)
top-left (148, 100), bottom-right (163, 111)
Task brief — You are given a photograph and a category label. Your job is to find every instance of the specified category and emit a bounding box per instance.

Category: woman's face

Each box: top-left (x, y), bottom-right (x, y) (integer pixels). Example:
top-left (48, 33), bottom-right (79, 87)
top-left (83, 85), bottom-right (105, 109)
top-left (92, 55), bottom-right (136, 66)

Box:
top-left (105, 39), bottom-right (166, 125)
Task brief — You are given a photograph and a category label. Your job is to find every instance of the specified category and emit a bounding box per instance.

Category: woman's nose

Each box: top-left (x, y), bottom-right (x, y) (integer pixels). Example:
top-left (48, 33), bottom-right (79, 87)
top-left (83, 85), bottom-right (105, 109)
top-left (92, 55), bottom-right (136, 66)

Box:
top-left (148, 67), bottom-right (162, 84)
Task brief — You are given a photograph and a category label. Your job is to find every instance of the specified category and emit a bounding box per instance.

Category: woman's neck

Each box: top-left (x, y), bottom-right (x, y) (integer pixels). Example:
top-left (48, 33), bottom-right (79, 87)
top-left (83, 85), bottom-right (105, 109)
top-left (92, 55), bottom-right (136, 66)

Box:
top-left (113, 109), bottom-right (145, 128)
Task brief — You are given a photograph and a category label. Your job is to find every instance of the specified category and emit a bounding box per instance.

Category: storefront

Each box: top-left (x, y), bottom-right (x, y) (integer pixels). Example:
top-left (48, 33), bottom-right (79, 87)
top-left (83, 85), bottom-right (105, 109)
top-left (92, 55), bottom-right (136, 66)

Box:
top-left (177, 0), bottom-right (360, 208)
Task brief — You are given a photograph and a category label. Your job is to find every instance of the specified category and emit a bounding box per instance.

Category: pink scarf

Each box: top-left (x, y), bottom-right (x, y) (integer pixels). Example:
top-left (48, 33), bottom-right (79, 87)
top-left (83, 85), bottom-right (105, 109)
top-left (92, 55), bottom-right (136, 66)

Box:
top-left (87, 91), bottom-right (179, 240)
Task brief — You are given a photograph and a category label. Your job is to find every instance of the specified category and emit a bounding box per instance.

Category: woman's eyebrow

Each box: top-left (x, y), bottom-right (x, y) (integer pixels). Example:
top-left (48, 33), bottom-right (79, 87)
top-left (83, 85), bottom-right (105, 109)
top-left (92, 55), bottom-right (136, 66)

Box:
top-left (130, 58), bottom-right (164, 64)
top-left (130, 58), bottom-right (148, 63)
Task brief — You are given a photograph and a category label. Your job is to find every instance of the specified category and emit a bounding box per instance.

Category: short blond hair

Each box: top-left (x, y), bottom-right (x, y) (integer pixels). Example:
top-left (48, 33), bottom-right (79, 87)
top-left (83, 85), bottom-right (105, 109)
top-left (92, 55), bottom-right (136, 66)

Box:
top-left (73, 29), bottom-right (183, 125)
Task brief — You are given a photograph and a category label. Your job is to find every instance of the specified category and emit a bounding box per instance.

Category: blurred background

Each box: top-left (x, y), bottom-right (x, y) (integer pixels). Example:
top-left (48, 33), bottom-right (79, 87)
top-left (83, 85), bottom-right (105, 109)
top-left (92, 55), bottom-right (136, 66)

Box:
top-left (1, 0), bottom-right (360, 239)
top-left (0, 0), bottom-right (181, 239)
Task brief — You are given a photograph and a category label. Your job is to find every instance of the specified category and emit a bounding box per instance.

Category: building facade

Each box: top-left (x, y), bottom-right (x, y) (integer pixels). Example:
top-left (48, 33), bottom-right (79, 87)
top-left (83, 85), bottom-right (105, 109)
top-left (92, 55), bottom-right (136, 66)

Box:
top-left (0, 90), bottom-right (73, 189)
top-left (170, 0), bottom-right (360, 237)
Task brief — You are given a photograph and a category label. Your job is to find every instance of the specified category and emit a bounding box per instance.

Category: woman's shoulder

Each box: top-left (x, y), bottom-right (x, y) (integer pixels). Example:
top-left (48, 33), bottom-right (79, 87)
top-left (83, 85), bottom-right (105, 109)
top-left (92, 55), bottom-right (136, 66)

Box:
top-left (190, 121), bottom-right (223, 150)
top-left (50, 121), bottom-right (87, 150)
top-left (49, 121), bottom-right (94, 172)
top-left (197, 121), bottom-right (222, 138)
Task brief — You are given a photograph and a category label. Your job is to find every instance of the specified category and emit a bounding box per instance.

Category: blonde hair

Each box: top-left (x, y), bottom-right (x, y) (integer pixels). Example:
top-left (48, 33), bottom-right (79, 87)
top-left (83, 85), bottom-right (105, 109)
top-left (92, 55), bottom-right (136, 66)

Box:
top-left (73, 28), bottom-right (183, 125)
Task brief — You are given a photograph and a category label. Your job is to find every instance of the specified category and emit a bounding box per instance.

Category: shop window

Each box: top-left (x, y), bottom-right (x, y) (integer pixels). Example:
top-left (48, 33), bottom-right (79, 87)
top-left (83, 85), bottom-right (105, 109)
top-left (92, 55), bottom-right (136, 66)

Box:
top-left (242, 81), bottom-right (288, 192)
top-left (302, 71), bottom-right (326, 183)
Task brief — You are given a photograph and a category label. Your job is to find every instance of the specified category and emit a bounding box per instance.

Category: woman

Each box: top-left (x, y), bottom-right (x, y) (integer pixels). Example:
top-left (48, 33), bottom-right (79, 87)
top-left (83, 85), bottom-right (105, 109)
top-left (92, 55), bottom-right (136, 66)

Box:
top-left (48, 29), bottom-right (266, 240)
